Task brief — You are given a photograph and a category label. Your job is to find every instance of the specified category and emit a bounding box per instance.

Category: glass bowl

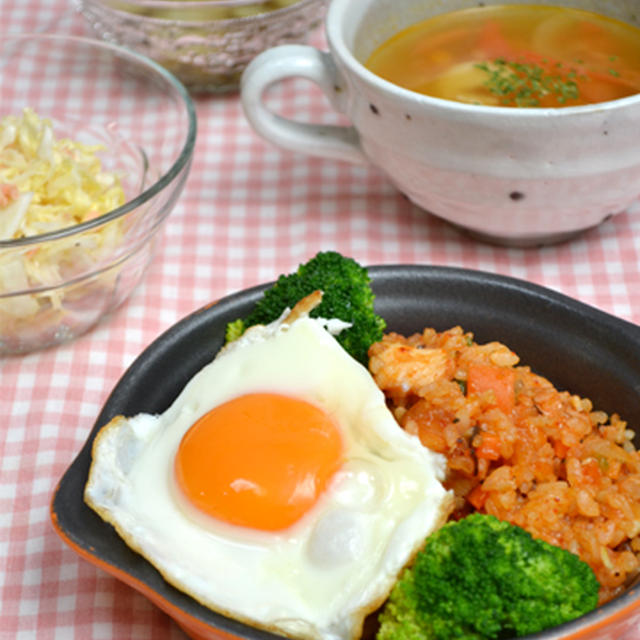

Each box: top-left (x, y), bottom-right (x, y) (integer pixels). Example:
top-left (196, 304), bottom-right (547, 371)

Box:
top-left (0, 34), bottom-right (197, 355)
top-left (75, 0), bottom-right (327, 93)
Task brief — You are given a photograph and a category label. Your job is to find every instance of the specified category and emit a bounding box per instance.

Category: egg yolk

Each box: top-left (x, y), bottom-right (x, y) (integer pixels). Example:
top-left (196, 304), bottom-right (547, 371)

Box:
top-left (174, 393), bottom-right (344, 531)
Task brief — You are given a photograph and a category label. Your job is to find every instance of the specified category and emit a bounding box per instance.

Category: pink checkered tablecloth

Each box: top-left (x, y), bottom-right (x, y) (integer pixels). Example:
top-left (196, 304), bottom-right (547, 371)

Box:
top-left (2, 2), bottom-right (640, 639)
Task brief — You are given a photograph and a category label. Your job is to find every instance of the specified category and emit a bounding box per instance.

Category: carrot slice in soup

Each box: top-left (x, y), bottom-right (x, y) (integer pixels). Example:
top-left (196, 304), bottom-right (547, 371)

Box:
top-left (476, 19), bottom-right (516, 59)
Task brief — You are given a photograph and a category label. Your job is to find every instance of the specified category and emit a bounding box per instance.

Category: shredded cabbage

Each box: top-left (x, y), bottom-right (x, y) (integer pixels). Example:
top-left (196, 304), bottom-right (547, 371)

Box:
top-left (0, 108), bottom-right (126, 241)
top-left (0, 108), bottom-right (127, 326)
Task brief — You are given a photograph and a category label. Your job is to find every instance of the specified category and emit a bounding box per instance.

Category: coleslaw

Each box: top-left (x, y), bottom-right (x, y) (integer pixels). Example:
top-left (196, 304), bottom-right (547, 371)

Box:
top-left (0, 107), bottom-right (127, 338)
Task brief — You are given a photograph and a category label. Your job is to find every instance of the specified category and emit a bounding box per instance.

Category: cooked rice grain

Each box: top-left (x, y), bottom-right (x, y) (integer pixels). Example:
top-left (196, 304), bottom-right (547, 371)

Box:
top-left (369, 326), bottom-right (640, 603)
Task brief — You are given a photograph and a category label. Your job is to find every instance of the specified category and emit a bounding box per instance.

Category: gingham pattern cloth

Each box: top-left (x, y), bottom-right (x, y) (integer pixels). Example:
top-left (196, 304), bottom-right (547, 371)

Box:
top-left (2, 3), bottom-right (640, 639)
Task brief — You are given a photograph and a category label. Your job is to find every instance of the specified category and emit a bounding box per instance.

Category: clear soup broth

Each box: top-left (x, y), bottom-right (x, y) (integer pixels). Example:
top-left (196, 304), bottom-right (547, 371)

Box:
top-left (365, 4), bottom-right (640, 107)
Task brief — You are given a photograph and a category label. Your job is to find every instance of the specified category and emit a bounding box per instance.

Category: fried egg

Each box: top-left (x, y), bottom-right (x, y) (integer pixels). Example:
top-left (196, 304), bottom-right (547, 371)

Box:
top-left (84, 310), bottom-right (453, 640)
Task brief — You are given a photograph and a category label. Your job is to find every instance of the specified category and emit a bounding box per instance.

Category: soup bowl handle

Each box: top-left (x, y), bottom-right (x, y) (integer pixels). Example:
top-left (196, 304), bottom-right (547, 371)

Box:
top-left (241, 44), bottom-right (368, 165)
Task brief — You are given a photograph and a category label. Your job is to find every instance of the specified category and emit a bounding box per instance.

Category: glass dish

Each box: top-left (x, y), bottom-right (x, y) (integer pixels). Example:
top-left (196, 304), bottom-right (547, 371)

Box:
top-left (0, 34), bottom-right (197, 355)
top-left (76, 0), bottom-right (327, 93)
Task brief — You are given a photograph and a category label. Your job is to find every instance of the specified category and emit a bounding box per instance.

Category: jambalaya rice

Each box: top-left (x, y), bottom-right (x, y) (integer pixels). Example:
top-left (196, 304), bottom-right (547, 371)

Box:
top-left (368, 326), bottom-right (640, 604)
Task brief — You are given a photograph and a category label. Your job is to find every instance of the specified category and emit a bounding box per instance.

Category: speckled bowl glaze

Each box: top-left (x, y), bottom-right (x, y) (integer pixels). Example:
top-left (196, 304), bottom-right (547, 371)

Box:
top-left (241, 0), bottom-right (640, 246)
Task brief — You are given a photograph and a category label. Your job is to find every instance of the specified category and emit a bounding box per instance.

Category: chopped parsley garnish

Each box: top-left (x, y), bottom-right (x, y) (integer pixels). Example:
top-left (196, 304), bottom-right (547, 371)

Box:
top-left (475, 58), bottom-right (580, 107)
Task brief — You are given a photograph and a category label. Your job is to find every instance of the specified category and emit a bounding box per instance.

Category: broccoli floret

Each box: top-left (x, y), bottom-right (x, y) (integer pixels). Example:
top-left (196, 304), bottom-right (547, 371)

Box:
top-left (225, 251), bottom-right (386, 365)
top-left (378, 513), bottom-right (600, 640)
top-left (224, 318), bottom-right (245, 343)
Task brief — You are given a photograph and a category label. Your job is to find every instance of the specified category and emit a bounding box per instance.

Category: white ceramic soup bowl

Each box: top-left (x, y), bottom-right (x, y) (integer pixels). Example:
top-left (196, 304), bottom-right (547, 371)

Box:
top-left (241, 0), bottom-right (640, 245)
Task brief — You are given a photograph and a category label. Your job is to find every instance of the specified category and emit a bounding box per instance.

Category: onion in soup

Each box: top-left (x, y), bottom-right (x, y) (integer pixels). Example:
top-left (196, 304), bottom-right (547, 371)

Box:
top-left (365, 4), bottom-right (640, 108)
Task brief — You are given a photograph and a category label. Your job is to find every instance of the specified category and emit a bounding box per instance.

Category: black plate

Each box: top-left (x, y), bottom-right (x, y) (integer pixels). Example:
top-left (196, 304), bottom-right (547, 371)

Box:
top-left (51, 265), bottom-right (640, 639)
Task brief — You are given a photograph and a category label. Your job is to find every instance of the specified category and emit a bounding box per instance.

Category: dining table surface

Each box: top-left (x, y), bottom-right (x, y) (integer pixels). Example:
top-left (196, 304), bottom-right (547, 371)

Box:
top-left (3, 1), bottom-right (640, 639)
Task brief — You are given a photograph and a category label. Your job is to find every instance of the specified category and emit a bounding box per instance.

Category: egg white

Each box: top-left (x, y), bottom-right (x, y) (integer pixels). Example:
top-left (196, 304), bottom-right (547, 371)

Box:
top-left (85, 314), bottom-right (453, 640)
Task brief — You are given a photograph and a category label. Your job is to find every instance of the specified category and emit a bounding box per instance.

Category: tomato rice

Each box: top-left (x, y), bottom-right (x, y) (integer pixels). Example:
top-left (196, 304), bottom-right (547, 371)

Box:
top-left (368, 326), bottom-right (640, 603)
